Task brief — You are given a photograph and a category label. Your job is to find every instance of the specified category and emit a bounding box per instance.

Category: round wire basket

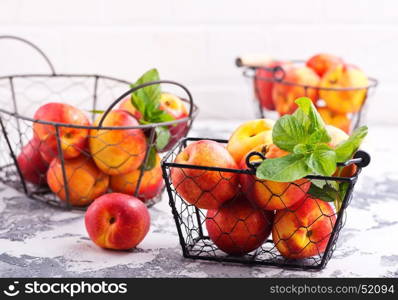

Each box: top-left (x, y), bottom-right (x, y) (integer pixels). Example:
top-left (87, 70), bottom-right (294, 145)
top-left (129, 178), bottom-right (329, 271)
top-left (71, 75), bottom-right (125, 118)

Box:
top-left (236, 57), bottom-right (378, 133)
top-left (0, 36), bottom-right (198, 210)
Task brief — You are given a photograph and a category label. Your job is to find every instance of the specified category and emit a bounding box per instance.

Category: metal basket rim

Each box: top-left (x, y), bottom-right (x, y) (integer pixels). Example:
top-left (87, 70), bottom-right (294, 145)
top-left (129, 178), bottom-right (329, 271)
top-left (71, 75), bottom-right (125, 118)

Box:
top-left (0, 73), bottom-right (199, 130)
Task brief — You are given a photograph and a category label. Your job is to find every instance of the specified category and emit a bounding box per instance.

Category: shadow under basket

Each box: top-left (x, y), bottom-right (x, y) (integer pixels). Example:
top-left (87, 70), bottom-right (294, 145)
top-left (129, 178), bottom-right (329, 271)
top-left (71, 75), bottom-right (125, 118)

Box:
top-left (161, 137), bottom-right (370, 270)
top-left (0, 35), bottom-right (198, 210)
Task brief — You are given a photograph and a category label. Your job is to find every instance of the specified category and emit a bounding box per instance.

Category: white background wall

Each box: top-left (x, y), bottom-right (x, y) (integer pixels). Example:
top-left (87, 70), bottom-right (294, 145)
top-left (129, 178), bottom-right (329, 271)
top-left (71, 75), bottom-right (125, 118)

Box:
top-left (0, 0), bottom-right (396, 124)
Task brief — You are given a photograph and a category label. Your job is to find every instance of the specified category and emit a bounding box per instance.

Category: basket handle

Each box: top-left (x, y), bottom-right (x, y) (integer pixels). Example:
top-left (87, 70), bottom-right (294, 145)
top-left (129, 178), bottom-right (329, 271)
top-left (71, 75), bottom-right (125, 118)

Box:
top-left (0, 35), bottom-right (56, 75)
top-left (98, 80), bottom-right (194, 127)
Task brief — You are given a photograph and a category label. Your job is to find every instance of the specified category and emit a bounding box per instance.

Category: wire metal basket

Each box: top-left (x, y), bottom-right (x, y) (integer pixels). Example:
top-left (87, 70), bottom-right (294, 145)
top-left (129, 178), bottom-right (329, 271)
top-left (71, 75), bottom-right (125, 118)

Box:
top-left (236, 58), bottom-right (378, 134)
top-left (0, 36), bottom-right (198, 210)
top-left (162, 137), bottom-right (370, 270)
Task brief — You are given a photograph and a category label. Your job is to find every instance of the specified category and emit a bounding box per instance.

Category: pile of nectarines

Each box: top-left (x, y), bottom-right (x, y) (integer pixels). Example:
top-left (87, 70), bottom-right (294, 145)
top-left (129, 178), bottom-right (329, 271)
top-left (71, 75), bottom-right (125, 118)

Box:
top-left (16, 89), bottom-right (189, 207)
top-left (253, 53), bottom-right (371, 134)
top-left (170, 119), bottom-right (350, 260)
top-left (14, 79), bottom-right (190, 251)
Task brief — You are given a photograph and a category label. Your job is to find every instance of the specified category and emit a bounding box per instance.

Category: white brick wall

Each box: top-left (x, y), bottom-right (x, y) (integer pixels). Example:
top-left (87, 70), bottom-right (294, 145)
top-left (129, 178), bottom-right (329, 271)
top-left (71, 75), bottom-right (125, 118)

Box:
top-left (0, 0), bottom-right (396, 124)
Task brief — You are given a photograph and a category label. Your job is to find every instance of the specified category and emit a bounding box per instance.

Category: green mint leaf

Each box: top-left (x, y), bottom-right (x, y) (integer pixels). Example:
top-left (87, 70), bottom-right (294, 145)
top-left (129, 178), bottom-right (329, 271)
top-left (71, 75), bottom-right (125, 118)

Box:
top-left (88, 109), bottom-right (105, 114)
top-left (308, 128), bottom-right (331, 144)
top-left (293, 143), bottom-right (314, 155)
top-left (256, 153), bottom-right (311, 182)
top-left (272, 115), bottom-right (308, 152)
top-left (155, 126), bottom-right (171, 151)
top-left (130, 68), bottom-right (161, 118)
top-left (143, 146), bottom-right (157, 171)
top-left (335, 126), bottom-right (368, 162)
top-left (308, 182), bottom-right (338, 202)
top-left (295, 97), bottom-right (328, 135)
top-left (307, 144), bottom-right (337, 176)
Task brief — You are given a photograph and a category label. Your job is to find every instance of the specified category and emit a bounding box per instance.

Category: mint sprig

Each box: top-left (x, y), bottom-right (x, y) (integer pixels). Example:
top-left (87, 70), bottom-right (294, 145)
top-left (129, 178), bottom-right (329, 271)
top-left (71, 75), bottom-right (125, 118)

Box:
top-left (255, 97), bottom-right (368, 207)
top-left (129, 68), bottom-right (175, 170)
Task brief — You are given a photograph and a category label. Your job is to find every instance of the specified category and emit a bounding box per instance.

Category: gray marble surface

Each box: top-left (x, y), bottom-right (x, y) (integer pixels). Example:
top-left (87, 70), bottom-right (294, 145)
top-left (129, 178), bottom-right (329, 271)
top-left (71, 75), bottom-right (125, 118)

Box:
top-left (0, 121), bottom-right (397, 278)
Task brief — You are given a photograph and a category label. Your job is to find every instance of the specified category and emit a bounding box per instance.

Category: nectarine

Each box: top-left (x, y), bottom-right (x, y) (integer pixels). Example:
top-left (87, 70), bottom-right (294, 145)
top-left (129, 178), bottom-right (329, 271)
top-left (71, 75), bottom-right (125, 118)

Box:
top-left (306, 53), bottom-right (344, 77)
top-left (17, 138), bottom-right (48, 185)
top-left (89, 110), bottom-right (147, 175)
top-left (110, 153), bottom-right (164, 201)
top-left (206, 195), bottom-right (273, 256)
top-left (171, 140), bottom-right (239, 209)
top-left (319, 64), bottom-right (369, 114)
top-left (272, 196), bottom-right (336, 259)
top-left (239, 144), bottom-right (311, 211)
top-left (226, 119), bottom-right (274, 164)
top-left (272, 66), bottom-right (320, 115)
top-left (85, 193), bottom-right (150, 250)
top-left (318, 107), bottom-right (351, 134)
top-left (33, 103), bottom-right (90, 163)
top-left (47, 156), bottom-right (109, 206)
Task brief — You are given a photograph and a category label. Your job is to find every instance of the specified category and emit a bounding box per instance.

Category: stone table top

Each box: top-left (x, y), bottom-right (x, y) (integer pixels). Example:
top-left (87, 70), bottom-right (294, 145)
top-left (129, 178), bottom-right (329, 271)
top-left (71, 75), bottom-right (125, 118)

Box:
top-left (0, 122), bottom-right (397, 278)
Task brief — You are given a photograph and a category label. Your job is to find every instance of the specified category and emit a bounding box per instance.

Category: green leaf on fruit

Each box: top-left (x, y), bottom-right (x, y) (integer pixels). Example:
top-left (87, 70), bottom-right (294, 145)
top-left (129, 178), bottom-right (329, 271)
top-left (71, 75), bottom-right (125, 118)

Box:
top-left (155, 126), bottom-right (171, 151)
top-left (89, 109), bottom-right (105, 114)
top-left (272, 115), bottom-right (308, 152)
top-left (143, 146), bottom-right (157, 171)
top-left (256, 153), bottom-right (311, 182)
top-left (308, 182), bottom-right (338, 203)
top-left (335, 126), bottom-right (368, 163)
top-left (306, 144), bottom-right (337, 176)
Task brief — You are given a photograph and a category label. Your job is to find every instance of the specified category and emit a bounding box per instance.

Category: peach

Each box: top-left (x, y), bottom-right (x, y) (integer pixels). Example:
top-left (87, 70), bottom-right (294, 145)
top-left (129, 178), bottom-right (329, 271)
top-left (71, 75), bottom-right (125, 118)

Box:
top-left (33, 102), bottom-right (90, 163)
top-left (318, 107), bottom-right (351, 134)
top-left (254, 61), bottom-right (290, 110)
top-left (306, 53), bottom-right (344, 77)
top-left (239, 144), bottom-right (311, 211)
top-left (206, 195), bottom-right (274, 255)
top-left (47, 156), bottom-right (109, 206)
top-left (85, 193), bottom-right (150, 250)
top-left (17, 138), bottom-right (48, 185)
top-left (319, 64), bottom-right (369, 114)
top-left (159, 93), bottom-right (189, 152)
top-left (226, 119), bottom-right (274, 164)
top-left (325, 125), bottom-right (349, 148)
top-left (110, 153), bottom-right (164, 201)
top-left (89, 110), bottom-right (147, 175)
top-left (118, 97), bottom-right (143, 120)
top-left (170, 140), bottom-right (239, 209)
top-left (272, 66), bottom-right (320, 116)
top-left (272, 196), bottom-right (336, 259)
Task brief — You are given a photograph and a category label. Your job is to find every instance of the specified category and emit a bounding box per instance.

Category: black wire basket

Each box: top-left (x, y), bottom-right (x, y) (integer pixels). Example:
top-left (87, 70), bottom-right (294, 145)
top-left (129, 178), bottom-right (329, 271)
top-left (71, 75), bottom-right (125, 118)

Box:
top-left (0, 36), bottom-right (198, 210)
top-left (236, 57), bottom-right (378, 134)
top-left (161, 137), bottom-right (370, 270)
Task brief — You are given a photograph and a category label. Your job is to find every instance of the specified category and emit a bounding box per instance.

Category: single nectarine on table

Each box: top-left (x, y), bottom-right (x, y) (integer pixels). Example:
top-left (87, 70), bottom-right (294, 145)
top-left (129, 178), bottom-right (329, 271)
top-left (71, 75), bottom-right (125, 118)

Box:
top-left (47, 156), bottom-right (109, 206)
top-left (226, 118), bottom-right (274, 164)
top-left (239, 144), bottom-right (311, 211)
top-left (33, 102), bottom-right (91, 163)
top-left (272, 66), bottom-right (320, 116)
top-left (17, 138), bottom-right (48, 185)
top-left (206, 195), bottom-right (274, 256)
top-left (272, 196), bottom-right (336, 259)
top-left (89, 110), bottom-right (147, 176)
top-left (318, 107), bottom-right (351, 134)
top-left (110, 152), bottom-right (164, 201)
top-left (171, 140), bottom-right (239, 209)
top-left (254, 61), bottom-right (290, 111)
top-left (306, 53), bottom-right (344, 77)
top-left (85, 193), bottom-right (150, 250)
top-left (319, 64), bottom-right (369, 114)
